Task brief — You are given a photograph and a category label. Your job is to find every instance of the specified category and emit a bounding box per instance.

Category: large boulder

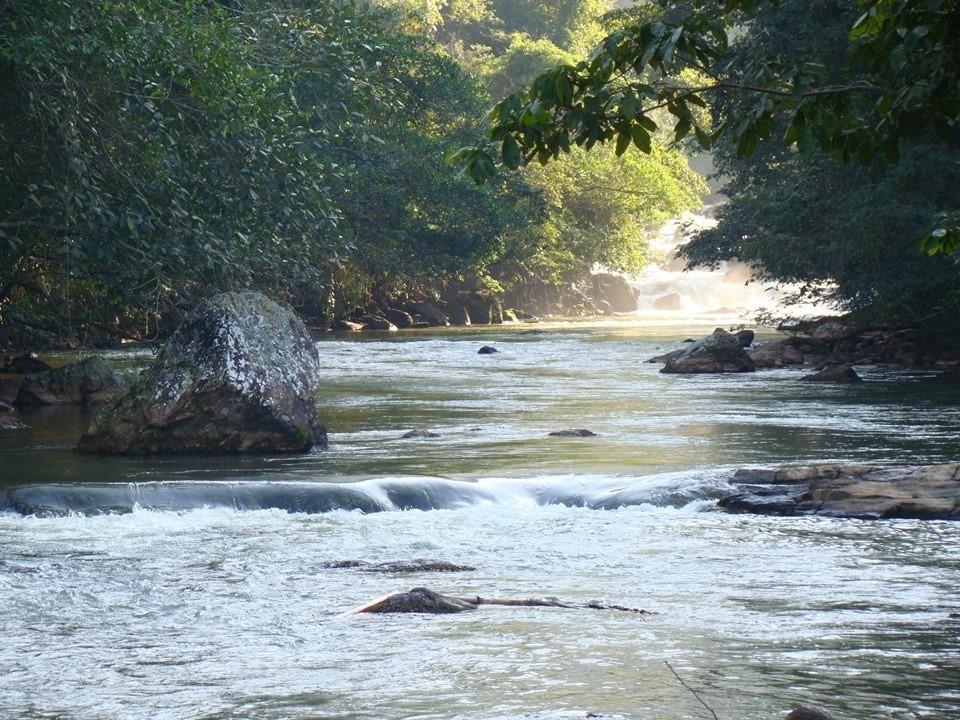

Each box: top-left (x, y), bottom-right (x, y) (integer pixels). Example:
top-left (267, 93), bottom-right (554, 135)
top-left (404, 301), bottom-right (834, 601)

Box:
top-left (16, 357), bottom-right (121, 406)
top-left (591, 273), bottom-right (637, 313)
top-left (78, 291), bottom-right (326, 455)
top-left (661, 329), bottom-right (755, 374)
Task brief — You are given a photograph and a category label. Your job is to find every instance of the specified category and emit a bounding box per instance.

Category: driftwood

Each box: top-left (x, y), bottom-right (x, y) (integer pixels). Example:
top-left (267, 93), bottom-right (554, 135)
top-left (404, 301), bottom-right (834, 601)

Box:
top-left (342, 587), bottom-right (655, 616)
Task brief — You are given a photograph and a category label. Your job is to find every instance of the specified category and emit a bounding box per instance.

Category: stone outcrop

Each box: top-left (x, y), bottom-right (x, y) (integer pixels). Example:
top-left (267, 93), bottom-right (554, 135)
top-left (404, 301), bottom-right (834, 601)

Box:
top-left (661, 328), bottom-right (755, 374)
top-left (801, 364), bottom-right (862, 383)
top-left (16, 357), bottom-right (121, 406)
top-left (719, 463), bottom-right (960, 520)
top-left (591, 273), bottom-right (637, 313)
top-left (78, 291), bottom-right (326, 455)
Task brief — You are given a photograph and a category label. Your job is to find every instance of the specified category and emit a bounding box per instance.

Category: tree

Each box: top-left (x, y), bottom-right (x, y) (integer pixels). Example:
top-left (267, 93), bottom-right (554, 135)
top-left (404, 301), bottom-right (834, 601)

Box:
top-left (0, 0), bottom-right (391, 345)
top-left (453, 0), bottom-right (960, 251)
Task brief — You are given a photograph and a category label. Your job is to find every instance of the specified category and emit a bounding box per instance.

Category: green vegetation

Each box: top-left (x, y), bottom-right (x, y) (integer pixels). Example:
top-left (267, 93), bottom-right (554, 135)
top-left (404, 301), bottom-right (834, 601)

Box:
top-left (458, 0), bottom-right (960, 334)
top-left (0, 0), bottom-right (704, 348)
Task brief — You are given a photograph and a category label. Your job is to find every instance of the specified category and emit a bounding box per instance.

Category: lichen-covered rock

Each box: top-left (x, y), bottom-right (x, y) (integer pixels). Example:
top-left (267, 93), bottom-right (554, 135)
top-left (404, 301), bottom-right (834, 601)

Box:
top-left (78, 291), bottom-right (326, 455)
top-left (661, 328), bottom-right (755, 374)
top-left (16, 357), bottom-right (121, 406)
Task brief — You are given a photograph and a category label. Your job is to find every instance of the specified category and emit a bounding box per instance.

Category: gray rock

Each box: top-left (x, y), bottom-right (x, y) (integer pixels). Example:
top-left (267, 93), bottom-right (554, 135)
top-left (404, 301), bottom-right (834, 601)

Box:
top-left (404, 302), bottom-right (450, 327)
top-left (549, 429), bottom-right (597, 437)
top-left (720, 463), bottom-right (960, 520)
top-left (16, 357), bottom-right (121, 406)
top-left (352, 587), bottom-right (477, 614)
top-left (402, 429), bottom-right (440, 439)
top-left (785, 708), bottom-right (835, 720)
top-left (748, 339), bottom-right (805, 368)
top-left (361, 316), bottom-right (398, 332)
top-left (801, 364), bottom-right (862, 383)
top-left (0, 415), bottom-right (28, 430)
top-left (385, 308), bottom-right (414, 329)
top-left (478, 346), bottom-right (499, 355)
top-left (330, 319), bottom-right (363, 332)
top-left (661, 329), bottom-right (755, 374)
top-left (591, 273), bottom-right (637, 313)
top-left (323, 560), bottom-right (475, 573)
top-left (645, 348), bottom-right (686, 364)
top-left (735, 329), bottom-right (755, 347)
top-left (78, 291), bottom-right (326, 455)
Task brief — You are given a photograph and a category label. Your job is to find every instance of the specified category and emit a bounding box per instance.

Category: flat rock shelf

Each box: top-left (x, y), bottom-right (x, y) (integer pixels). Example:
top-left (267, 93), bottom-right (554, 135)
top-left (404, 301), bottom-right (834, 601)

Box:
top-left (720, 463), bottom-right (960, 520)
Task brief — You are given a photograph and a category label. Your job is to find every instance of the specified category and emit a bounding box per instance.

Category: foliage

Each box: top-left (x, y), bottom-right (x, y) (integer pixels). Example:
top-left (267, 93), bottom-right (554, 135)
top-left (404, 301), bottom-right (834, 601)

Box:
top-left (0, 0), bottom-right (389, 344)
top-left (457, 0), bottom-right (960, 190)
top-left (679, 0), bottom-right (960, 331)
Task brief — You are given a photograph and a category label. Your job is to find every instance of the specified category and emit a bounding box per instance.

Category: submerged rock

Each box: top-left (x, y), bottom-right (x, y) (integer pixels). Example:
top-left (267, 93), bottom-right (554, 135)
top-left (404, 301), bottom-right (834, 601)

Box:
top-left (549, 429), bottom-right (597, 437)
top-left (16, 357), bottom-right (121, 406)
top-left (402, 429), bottom-right (440, 439)
top-left (351, 588), bottom-right (477, 614)
top-left (801, 364), bottom-right (862, 383)
top-left (78, 291), bottom-right (326, 455)
top-left (661, 329), bottom-right (755, 374)
top-left (322, 560), bottom-right (476, 573)
top-left (477, 346), bottom-right (499, 355)
top-left (785, 709), bottom-right (835, 720)
top-left (720, 463), bottom-right (960, 520)
top-left (346, 588), bottom-right (654, 616)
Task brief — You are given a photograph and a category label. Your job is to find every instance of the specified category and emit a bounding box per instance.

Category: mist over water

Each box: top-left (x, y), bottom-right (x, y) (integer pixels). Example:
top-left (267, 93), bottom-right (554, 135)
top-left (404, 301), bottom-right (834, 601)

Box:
top-left (629, 208), bottom-right (833, 323)
top-left (2, 325), bottom-right (960, 719)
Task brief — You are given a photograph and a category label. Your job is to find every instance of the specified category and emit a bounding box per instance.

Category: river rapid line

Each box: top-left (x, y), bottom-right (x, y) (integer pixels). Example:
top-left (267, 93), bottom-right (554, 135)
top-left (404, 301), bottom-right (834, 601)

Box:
top-left (2, 321), bottom-right (960, 719)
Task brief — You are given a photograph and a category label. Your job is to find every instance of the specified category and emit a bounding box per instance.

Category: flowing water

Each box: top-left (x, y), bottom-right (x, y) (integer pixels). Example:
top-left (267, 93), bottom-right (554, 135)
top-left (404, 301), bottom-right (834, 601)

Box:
top-left (2, 324), bottom-right (960, 720)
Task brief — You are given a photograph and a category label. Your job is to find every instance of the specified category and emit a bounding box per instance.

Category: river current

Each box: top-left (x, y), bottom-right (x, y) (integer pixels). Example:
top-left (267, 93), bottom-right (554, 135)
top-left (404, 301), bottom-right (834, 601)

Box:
top-left (2, 322), bottom-right (960, 719)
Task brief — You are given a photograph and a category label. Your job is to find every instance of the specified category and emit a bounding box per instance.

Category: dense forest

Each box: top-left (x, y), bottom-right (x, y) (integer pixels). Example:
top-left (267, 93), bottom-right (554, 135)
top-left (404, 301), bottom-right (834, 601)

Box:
top-left (1, 0), bottom-right (958, 347)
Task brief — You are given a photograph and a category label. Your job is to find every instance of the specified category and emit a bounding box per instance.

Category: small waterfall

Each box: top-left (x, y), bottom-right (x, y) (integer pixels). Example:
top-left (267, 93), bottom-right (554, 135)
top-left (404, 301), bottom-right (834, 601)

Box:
top-left (629, 205), bottom-right (829, 322)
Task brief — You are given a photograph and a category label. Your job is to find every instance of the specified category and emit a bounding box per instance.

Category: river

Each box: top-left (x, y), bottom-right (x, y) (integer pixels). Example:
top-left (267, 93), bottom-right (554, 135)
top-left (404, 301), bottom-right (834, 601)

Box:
top-left (2, 322), bottom-right (960, 719)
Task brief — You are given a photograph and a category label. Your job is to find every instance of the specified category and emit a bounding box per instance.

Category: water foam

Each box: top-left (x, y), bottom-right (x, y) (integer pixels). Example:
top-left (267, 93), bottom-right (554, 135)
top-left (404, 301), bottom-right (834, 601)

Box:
top-left (0, 470), bottom-right (734, 517)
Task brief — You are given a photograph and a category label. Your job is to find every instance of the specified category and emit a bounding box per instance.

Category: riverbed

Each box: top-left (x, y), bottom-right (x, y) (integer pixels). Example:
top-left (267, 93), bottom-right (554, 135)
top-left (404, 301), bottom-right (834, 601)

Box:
top-left (2, 322), bottom-right (959, 719)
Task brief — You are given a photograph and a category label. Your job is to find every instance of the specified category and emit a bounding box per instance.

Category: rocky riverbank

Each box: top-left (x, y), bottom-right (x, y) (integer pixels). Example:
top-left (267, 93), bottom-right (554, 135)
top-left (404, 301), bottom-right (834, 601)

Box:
top-left (720, 463), bottom-right (960, 520)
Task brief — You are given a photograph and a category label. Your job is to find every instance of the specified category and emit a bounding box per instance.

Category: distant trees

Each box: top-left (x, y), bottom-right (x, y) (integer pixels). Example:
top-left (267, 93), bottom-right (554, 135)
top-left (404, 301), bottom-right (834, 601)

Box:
top-left (453, 0), bottom-right (960, 330)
